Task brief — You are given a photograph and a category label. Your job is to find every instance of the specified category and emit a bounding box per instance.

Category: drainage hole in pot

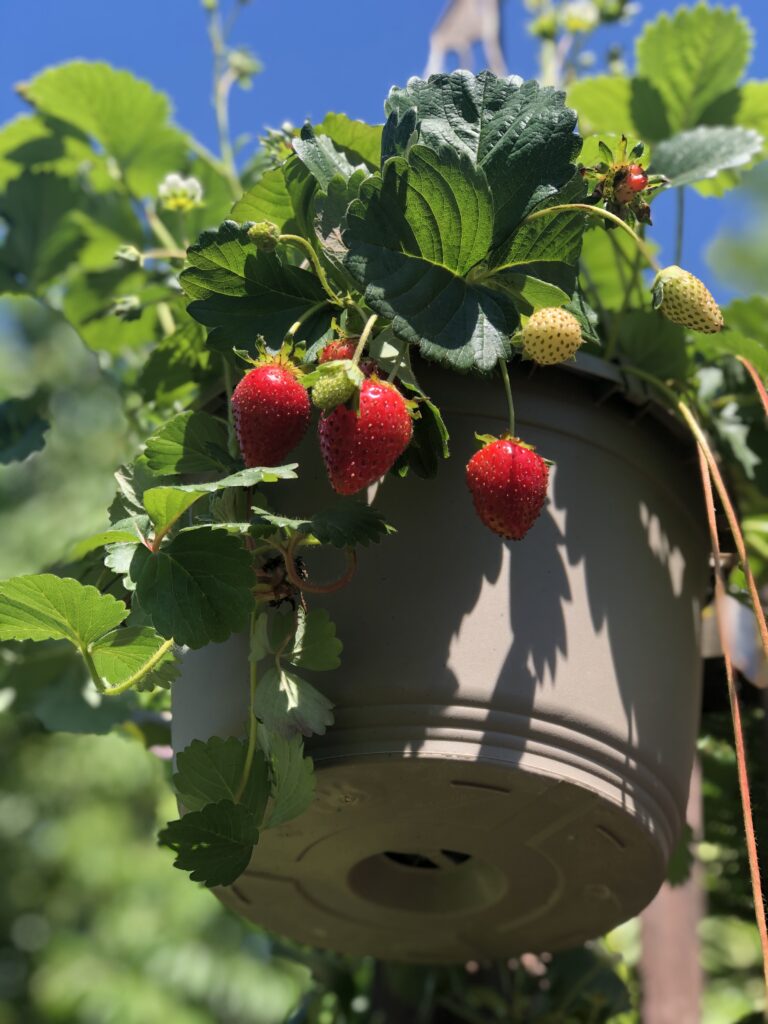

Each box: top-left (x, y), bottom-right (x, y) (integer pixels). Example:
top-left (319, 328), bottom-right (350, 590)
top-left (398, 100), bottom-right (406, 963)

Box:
top-left (384, 850), bottom-right (471, 870)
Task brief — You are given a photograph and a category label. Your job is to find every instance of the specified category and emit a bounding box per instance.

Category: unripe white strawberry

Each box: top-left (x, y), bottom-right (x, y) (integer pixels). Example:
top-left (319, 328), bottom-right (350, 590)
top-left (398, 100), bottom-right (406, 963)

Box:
top-left (652, 265), bottom-right (723, 334)
top-left (521, 307), bottom-right (583, 365)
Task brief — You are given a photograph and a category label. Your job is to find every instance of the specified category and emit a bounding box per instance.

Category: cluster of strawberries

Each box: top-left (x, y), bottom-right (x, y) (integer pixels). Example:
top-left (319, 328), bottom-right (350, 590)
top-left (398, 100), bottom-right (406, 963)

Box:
top-left (232, 265), bottom-right (722, 542)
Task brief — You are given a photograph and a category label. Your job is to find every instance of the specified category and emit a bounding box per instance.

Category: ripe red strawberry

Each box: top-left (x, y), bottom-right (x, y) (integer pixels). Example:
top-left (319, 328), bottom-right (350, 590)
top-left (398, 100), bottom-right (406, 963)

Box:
top-left (320, 339), bottom-right (358, 363)
top-left (466, 437), bottom-right (549, 540)
top-left (319, 378), bottom-right (413, 495)
top-left (231, 362), bottom-right (310, 467)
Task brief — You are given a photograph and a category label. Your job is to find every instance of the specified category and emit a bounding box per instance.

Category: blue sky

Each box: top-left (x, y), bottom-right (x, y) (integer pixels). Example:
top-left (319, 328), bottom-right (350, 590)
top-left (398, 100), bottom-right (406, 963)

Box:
top-left (1, 0), bottom-right (767, 301)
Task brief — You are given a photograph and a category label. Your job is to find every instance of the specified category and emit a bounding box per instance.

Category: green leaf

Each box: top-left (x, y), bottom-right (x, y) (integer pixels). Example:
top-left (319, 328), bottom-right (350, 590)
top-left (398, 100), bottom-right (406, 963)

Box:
top-left (288, 608), bottom-right (341, 671)
top-left (174, 737), bottom-right (270, 819)
top-left (134, 529), bottom-right (254, 648)
top-left (263, 732), bottom-right (315, 828)
top-left (580, 225), bottom-right (658, 311)
top-left (253, 665), bottom-right (334, 738)
top-left (395, 390), bottom-right (450, 479)
top-left (137, 320), bottom-right (211, 409)
top-left (614, 311), bottom-right (689, 382)
top-left (490, 273), bottom-right (569, 314)
top-left (181, 220), bottom-right (333, 351)
top-left (144, 487), bottom-right (209, 539)
top-left (317, 113), bottom-right (382, 169)
top-left (62, 268), bottom-right (163, 354)
top-left (144, 412), bottom-right (234, 476)
top-left (21, 61), bottom-right (188, 197)
top-left (67, 523), bottom-right (147, 562)
top-left (314, 169), bottom-right (367, 270)
top-left (251, 498), bottom-right (393, 547)
top-left (158, 800), bottom-right (259, 888)
top-left (293, 125), bottom-right (363, 190)
top-left (490, 173), bottom-right (588, 271)
top-left (650, 126), bottom-right (763, 187)
top-left (385, 71), bottom-right (580, 247)
top-left (635, 5), bottom-right (752, 136)
top-left (344, 146), bottom-right (517, 371)
top-left (691, 329), bottom-right (768, 382)
top-left (0, 395), bottom-right (49, 464)
top-left (0, 574), bottom-right (127, 647)
top-left (567, 76), bottom-right (634, 137)
top-left (0, 172), bottom-right (83, 292)
top-left (231, 166), bottom-right (295, 230)
top-left (174, 465), bottom-right (298, 492)
top-left (90, 625), bottom-right (179, 692)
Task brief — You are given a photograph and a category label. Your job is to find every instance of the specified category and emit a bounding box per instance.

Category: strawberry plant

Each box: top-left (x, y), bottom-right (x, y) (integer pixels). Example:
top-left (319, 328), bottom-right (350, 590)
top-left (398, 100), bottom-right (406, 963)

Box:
top-left (1, 0), bottom-right (768, 999)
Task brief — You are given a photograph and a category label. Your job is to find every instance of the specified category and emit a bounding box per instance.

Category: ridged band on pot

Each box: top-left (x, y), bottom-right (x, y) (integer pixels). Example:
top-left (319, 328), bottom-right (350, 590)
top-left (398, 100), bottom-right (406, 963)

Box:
top-left (172, 357), bottom-right (708, 963)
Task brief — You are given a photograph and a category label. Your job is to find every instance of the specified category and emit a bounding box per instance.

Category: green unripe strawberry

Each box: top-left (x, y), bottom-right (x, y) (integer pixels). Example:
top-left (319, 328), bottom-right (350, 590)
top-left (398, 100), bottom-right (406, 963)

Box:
top-left (652, 265), bottom-right (723, 334)
top-left (312, 366), bottom-right (358, 412)
top-left (521, 307), bottom-right (583, 365)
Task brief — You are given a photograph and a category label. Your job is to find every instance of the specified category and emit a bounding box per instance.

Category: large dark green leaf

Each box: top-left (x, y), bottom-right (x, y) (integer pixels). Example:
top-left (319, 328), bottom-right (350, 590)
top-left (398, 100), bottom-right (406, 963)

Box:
top-left (133, 529), bottom-right (254, 648)
top-left (292, 124), bottom-right (363, 190)
top-left (251, 499), bottom-right (393, 547)
top-left (158, 800), bottom-right (259, 888)
top-left (344, 145), bottom-right (516, 371)
top-left (174, 737), bottom-right (270, 818)
top-left (0, 395), bottom-right (49, 464)
top-left (384, 71), bottom-right (581, 247)
top-left (317, 113), bottom-right (382, 169)
top-left (490, 173), bottom-right (588, 271)
top-left (144, 411), bottom-right (233, 476)
top-left (181, 220), bottom-right (334, 352)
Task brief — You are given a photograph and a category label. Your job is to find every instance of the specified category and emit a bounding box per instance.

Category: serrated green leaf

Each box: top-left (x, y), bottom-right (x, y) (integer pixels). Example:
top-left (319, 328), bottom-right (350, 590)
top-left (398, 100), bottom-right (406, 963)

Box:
top-left (490, 273), bottom-right (569, 314)
top-left (174, 737), bottom-right (270, 818)
top-left (231, 165), bottom-right (295, 229)
top-left (344, 146), bottom-right (516, 371)
top-left (90, 625), bottom-right (178, 691)
top-left (314, 169), bottom-right (367, 271)
top-left (253, 665), bottom-right (334, 738)
top-left (293, 125), bottom-right (363, 190)
top-left (0, 395), bottom-right (49, 464)
top-left (490, 173), bottom-right (588, 272)
top-left (0, 574), bottom-right (127, 648)
top-left (288, 608), bottom-right (341, 671)
top-left (134, 529), bottom-right (254, 648)
top-left (158, 800), bottom-right (259, 888)
top-left (137, 320), bottom-right (211, 409)
top-left (317, 113), bottom-right (382, 169)
top-left (635, 5), bottom-right (752, 136)
top-left (144, 411), bottom-right (234, 477)
top-left (263, 732), bottom-right (315, 828)
top-left (181, 220), bottom-right (334, 352)
top-left (144, 487), bottom-right (208, 539)
top-left (252, 499), bottom-right (393, 547)
top-left (0, 172), bottom-right (83, 292)
top-left (385, 71), bottom-right (580, 248)
top-left (67, 520), bottom-right (147, 561)
top-left (395, 388), bottom-right (450, 480)
top-left (22, 61), bottom-right (188, 197)
top-left (62, 267), bottom-right (163, 354)
top-left (651, 126), bottom-right (763, 187)
top-left (175, 465), bottom-right (298, 492)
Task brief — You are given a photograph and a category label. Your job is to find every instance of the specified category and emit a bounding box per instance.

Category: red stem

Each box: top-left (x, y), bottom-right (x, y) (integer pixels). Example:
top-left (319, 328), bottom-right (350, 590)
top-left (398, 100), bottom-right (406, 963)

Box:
top-left (698, 446), bottom-right (768, 994)
top-left (737, 356), bottom-right (768, 418)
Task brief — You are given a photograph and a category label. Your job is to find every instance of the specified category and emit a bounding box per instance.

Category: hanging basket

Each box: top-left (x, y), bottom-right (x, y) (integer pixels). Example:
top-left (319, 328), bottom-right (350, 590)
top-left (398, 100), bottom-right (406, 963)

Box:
top-left (172, 355), bottom-right (709, 963)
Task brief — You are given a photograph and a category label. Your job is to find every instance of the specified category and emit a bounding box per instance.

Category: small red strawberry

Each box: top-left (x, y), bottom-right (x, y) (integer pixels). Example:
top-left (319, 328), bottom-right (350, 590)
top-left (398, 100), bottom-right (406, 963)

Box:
top-left (466, 437), bottom-right (549, 540)
top-left (614, 163), bottom-right (648, 203)
top-left (319, 378), bottom-right (413, 495)
top-left (231, 362), bottom-right (310, 467)
top-left (320, 339), bottom-right (358, 363)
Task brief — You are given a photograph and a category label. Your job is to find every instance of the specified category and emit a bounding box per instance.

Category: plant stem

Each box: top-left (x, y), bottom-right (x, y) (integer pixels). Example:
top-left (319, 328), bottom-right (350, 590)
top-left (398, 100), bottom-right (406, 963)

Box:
top-left (737, 356), bottom-right (768, 417)
top-left (675, 187), bottom-right (686, 267)
top-left (353, 314), bottom-right (379, 366)
top-left (284, 300), bottom-right (334, 346)
top-left (522, 203), bottom-right (662, 273)
top-left (234, 612), bottom-right (260, 804)
top-left (498, 358), bottom-right (516, 436)
top-left (81, 646), bottom-right (105, 693)
top-left (142, 247), bottom-right (188, 262)
top-left (278, 234), bottom-right (342, 303)
top-left (206, 4), bottom-right (241, 197)
top-left (100, 638), bottom-right (176, 697)
top-left (156, 302), bottom-right (176, 338)
top-left (144, 202), bottom-right (181, 252)
top-left (697, 446), bottom-right (768, 993)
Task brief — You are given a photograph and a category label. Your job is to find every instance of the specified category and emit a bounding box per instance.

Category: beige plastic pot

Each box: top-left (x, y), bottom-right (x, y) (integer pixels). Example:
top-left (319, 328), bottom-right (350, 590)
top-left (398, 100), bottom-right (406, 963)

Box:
top-left (172, 355), bottom-right (709, 963)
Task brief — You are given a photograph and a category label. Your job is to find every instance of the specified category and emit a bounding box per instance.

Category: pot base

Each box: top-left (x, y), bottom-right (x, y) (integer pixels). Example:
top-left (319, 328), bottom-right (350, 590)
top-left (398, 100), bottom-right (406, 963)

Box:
top-left (215, 751), bottom-right (664, 963)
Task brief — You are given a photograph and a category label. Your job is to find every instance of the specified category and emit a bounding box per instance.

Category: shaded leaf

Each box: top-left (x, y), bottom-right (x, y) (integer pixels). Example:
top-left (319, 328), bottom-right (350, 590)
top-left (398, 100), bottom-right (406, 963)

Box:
top-left (0, 395), bottom-right (49, 464)
top-left (253, 665), bottom-right (334, 738)
top-left (158, 800), bottom-right (259, 888)
top-left (317, 112), bottom-right (382, 169)
top-left (289, 608), bottom-right (342, 671)
top-left (263, 732), bottom-right (315, 828)
top-left (91, 625), bottom-right (179, 691)
top-left (144, 411), bottom-right (233, 476)
top-left (174, 737), bottom-right (270, 818)
top-left (251, 498), bottom-right (393, 547)
top-left (293, 124), bottom-right (363, 190)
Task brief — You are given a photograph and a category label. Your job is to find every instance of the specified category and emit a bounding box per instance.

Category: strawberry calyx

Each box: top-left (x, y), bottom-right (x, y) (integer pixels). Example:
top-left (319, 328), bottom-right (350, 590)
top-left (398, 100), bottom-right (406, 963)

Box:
top-left (473, 432), bottom-right (554, 466)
